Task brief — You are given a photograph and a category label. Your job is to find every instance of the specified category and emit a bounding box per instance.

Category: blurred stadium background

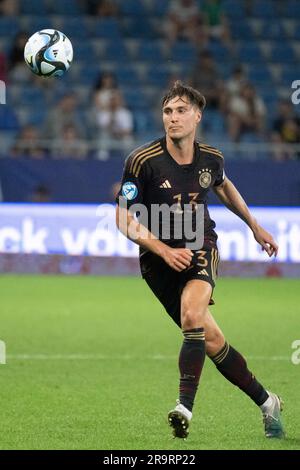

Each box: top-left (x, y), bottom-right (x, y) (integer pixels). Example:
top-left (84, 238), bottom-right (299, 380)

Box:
top-left (0, 0), bottom-right (300, 276)
top-left (0, 0), bottom-right (299, 451)
top-left (0, 0), bottom-right (299, 275)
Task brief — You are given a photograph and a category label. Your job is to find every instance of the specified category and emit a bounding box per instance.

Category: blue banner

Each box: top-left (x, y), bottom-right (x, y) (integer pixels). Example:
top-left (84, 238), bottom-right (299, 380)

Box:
top-left (0, 204), bottom-right (299, 263)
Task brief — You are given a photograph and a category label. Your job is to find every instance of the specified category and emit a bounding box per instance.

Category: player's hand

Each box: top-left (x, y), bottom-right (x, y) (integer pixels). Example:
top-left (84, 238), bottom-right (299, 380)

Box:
top-left (252, 225), bottom-right (278, 257)
top-left (161, 247), bottom-right (193, 272)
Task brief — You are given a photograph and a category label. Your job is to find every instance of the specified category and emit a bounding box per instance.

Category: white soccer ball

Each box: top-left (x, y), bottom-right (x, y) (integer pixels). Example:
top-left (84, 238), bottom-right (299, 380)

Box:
top-left (24, 29), bottom-right (73, 77)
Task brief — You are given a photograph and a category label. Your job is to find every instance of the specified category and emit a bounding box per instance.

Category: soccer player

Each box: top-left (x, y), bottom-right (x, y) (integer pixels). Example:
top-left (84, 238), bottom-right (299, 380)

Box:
top-left (116, 81), bottom-right (284, 440)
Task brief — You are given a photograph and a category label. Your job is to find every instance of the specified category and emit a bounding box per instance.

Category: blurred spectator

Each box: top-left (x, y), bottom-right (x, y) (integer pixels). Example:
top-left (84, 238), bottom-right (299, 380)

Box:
top-left (84, 0), bottom-right (118, 16)
top-left (8, 31), bottom-right (30, 82)
top-left (191, 50), bottom-right (224, 109)
top-left (165, 0), bottom-right (207, 46)
top-left (226, 65), bottom-right (247, 97)
top-left (0, 0), bottom-right (19, 16)
top-left (53, 125), bottom-right (88, 159)
top-left (271, 100), bottom-right (300, 160)
top-left (9, 32), bottom-right (27, 69)
top-left (272, 100), bottom-right (300, 144)
top-left (10, 125), bottom-right (47, 158)
top-left (270, 132), bottom-right (294, 162)
top-left (227, 83), bottom-right (266, 142)
top-left (94, 72), bottom-right (118, 110)
top-left (0, 50), bottom-right (7, 82)
top-left (43, 93), bottom-right (86, 141)
top-left (95, 90), bottom-right (134, 146)
top-left (202, 0), bottom-right (231, 46)
top-left (29, 184), bottom-right (52, 203)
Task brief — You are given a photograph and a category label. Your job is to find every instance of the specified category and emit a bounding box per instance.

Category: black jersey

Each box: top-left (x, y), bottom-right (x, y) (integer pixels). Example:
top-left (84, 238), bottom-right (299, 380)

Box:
top-left (117, 136), bottom-right (225, 254)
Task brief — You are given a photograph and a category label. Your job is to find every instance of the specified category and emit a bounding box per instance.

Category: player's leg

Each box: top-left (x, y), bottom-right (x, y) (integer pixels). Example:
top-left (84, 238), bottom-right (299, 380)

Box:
top-left (179, 279), bottom-right (212, 410)
top-left (168, 279), bottom-right (211, 438)
top-left (204, 308), bottom-right (285, 438)
top-left (204, 308), bottom-right (268, 403)
top-left (142, 254), bottom-right (196, 437)
top-left (142, 253), bottom-right (182, 327)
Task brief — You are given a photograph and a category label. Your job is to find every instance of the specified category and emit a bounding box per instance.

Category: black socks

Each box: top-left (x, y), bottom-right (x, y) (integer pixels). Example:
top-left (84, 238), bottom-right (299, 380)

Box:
top-left (179, 328), bottom-right (206, 412)
top-left (210, 342), bottom-right (268, 406)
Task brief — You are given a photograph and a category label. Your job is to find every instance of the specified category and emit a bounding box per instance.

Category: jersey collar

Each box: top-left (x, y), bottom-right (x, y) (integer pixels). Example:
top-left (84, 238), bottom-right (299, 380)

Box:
top-left (162, 136), bottom-right (200, 171)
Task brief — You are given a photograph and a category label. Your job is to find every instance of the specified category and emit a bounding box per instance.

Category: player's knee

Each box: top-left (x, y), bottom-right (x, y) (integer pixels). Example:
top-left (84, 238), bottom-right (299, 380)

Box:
top-left (181, 307), bottom-right (206, 330)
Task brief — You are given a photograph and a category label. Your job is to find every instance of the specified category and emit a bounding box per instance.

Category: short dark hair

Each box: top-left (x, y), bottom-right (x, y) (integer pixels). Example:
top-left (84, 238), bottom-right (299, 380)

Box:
top-left (162, 80), bottom-right (206, 112)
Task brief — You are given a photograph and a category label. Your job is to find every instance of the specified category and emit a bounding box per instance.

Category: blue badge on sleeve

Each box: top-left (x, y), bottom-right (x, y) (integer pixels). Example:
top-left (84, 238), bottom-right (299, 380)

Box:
top-left (122, 182), bottom-right (138, 200)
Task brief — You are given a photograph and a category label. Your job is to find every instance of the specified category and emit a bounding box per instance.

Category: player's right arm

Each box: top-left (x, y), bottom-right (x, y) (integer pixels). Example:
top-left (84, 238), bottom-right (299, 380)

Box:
top-left (116, 205), bottom-right (192, 272)
top-left (115, 151), bottom-right (192, 272)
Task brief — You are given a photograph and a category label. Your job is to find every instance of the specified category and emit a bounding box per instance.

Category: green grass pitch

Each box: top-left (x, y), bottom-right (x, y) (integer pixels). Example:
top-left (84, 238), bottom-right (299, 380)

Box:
top-left (0, 275), bottom-right (299, 450)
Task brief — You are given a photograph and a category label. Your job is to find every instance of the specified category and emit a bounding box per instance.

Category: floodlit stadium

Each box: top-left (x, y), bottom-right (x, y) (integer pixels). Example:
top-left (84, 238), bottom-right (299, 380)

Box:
top-left (0, 0), bottom-right (299, 452)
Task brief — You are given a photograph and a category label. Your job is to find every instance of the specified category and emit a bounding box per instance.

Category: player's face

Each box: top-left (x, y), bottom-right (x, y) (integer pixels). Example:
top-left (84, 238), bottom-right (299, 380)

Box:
top-left (162, 96), bottom-right (201, 141)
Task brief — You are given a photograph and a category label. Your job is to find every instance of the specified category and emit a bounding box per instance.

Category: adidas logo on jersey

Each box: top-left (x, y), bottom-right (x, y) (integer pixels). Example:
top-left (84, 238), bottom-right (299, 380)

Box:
top-left (159, 179), bottom-right (172, 188)
top-left (198, 269), bottom-right (209, 276)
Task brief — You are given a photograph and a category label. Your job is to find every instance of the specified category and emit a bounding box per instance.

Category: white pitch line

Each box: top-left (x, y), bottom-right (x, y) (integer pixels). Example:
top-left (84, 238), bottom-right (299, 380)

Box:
top-left (6, 354), bottom-right (291, 361)
top-left (248, 356), bottom-right (290, 361)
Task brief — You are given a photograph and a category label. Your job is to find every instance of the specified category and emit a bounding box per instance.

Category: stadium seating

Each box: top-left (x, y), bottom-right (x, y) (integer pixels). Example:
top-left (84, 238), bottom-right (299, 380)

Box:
top-left (2, 0), bottom-right (300, 154)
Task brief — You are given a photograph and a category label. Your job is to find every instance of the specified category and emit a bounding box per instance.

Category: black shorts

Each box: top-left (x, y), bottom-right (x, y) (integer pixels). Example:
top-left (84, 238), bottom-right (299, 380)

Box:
top-left (140, 245), bottom-right (220, 328)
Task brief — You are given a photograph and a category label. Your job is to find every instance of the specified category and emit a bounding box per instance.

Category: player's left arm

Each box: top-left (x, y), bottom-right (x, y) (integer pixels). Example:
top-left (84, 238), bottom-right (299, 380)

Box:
top-left (213, 177), bottom-right (278, 257)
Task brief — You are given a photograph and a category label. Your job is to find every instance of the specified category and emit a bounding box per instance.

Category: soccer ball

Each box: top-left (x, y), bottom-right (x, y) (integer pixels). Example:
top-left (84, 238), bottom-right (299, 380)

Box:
top-left (24, 29), bottom-right (73, 77)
